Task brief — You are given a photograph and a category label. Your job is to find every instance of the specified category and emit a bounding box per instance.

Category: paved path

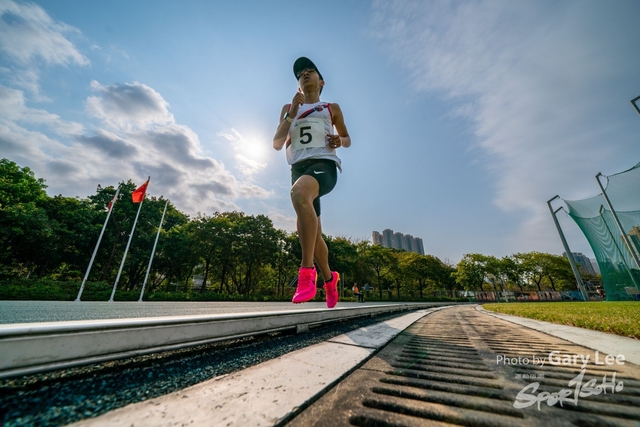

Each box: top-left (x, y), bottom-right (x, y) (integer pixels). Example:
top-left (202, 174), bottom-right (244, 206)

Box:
top-left (69, 305), bottom-right (640, 426)
top-left (293, 305), bottom-right (640, 426)
top-left (477, 305), bottom-right (640, 365)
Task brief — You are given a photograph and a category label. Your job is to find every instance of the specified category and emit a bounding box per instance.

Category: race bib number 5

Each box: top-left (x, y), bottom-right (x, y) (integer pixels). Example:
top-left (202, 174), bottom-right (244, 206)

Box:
top-left (290, 118), bottom-right (326, 151)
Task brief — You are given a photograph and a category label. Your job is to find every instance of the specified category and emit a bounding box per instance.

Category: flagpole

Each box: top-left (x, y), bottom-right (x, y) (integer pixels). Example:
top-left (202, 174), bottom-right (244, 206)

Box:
top-left (76, 187), bottom-right (120, 302)
top-left (109, 177), bottom-right (150, 302)
top-left (139, 200), bottom-right (168, 302)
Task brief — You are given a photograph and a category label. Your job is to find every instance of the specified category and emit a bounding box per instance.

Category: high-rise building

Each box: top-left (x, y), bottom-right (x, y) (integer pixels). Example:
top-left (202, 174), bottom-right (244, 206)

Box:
top-left (628, 226), bottom-right (640, 259)
top-left (414, 237), bottom-right (425, 255)
top-left (382, 229), bottom-right (394, 248)
top-left (402, 234), bottom-right (413, 252)
top-left (410, 237), bottom-right (419, 253)
top-left (372, 229), bottom-right (425, 255)
top-left (565, 252), bottom-right (596, 276)
top-left (372, 231), bottom-right (382, 245)
top-left (393, 232), bottom-right (403, 249)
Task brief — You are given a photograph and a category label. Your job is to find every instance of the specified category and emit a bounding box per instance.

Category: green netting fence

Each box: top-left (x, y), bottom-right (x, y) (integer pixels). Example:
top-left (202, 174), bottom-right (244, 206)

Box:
top-left (563, 162), bottom-right (640, 301)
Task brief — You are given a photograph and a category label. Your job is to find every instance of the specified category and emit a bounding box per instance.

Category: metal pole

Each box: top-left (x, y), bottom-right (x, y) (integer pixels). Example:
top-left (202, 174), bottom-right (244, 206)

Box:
top-left (631, 95), bottom-right (640, 116)
top-left (76, 187), bottom-right (120, 302)
top-left (139, 200), bottom-right (168, 302)
top-left (109, 197), bottom-right (144, 302)
top-left (547, 196), bottom-right (589, 301)
top-left (596, 173), bottom-right (640, 270)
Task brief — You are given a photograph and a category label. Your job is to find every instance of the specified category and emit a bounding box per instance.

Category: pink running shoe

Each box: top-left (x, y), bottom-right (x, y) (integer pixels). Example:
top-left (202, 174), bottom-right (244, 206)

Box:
top-left (292, 266), bottom-right (317, 303)
top-left (323, 271), bottom-right (340, 309)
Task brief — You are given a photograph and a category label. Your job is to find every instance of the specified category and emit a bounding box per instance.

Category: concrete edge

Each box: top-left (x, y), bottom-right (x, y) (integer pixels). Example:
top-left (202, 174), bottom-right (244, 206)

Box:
top-left (476, 305), bottom-right (640, 365)
top-left (68, 306), bottom-right (456, 427)
top-left (1, 303), bottom-right (442, 380)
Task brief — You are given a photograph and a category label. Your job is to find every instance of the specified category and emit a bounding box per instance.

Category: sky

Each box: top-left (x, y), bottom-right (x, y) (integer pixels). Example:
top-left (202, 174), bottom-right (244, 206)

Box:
top-left (1, 0), bottom-right (640, 264)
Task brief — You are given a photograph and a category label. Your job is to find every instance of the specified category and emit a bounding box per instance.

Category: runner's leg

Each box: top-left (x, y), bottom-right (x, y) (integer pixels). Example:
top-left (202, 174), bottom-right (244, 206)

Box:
top-left (291, 175), bottom-right (319, 268)
top-left (313, 217), bottom-right (331, 280)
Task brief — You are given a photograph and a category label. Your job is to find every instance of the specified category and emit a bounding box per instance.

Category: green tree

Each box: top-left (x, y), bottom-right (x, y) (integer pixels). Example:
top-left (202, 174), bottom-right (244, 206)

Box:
top-left (359, 243), bottom-right (396, 299)
top-left (544, 254), bottom-right (575, 291)
top-left (484, 255), bottom-right (510, 293)
top-left (400, 252), bottom-right (446, 299)
top-left (518, 252), bottom-right (549, 291)
top-left (41, 195), bottom-right (101, 278)
top-left (271, 231), bottom-right (298, 297)
top-left (453, 253), bottom-right (490, 291)
top-left (121, 196), bottom-right (183, 291)
top-left (232, 213), bottom-right (280, 295)
top-left (387, 251), bottom-right (403, 299)
top-left (138, 202), bottom-right (191, 293)
top-left (326, 236), bottom-right (358, 284)
top-left (190, 213), bottom-right (232, 293)
top-left (154, 223), bottom-right (199, 291)
top-left (0, 159), bottom-right (48, 206)
top-left (502, 255), bottom-right (526, 291)
top-left (0, 159), bottom-right (52, 278)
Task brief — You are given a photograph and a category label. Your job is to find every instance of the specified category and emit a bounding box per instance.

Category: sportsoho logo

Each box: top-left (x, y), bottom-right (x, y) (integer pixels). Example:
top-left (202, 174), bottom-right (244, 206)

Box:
top-left (496, 351), bottom-right (626, 410)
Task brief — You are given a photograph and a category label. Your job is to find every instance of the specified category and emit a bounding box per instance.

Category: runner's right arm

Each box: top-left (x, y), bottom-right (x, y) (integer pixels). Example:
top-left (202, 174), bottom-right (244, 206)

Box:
top-left (273, 104), bottom-right (292, 151)
top-left (273, 92), bottom-right (305, 150)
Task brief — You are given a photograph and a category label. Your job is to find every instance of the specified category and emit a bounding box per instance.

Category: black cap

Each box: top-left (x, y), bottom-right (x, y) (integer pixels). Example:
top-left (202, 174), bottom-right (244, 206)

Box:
top-left (293, 57), bottom-right (323, 81)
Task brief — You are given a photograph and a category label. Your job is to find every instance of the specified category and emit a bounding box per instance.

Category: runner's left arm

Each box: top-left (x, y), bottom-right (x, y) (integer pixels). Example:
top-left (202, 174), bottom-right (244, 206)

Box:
top-left (327, 103), bottom-right (351, 149)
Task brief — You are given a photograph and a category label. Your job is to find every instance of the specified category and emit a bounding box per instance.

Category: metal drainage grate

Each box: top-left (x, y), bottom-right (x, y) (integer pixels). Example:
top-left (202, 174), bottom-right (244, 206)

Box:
top-left (288, 305), bottom-right (640, 427)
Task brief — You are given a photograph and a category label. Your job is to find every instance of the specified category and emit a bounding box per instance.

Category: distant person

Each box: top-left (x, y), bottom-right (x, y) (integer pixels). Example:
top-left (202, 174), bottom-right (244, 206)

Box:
top-left (352, 282), bottom-right (363, 302)
top-left (272, 57), bottom-right (351, 309)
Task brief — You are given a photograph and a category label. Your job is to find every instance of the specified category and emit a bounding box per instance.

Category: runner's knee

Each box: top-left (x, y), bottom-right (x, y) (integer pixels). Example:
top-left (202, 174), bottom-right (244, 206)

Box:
top-left (290, 179), bottom-right (318, 206)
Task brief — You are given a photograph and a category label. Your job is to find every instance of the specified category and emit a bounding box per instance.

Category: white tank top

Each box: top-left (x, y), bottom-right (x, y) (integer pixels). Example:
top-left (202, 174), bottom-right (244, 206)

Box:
top-left (285, 101), bottom-right (342, 171)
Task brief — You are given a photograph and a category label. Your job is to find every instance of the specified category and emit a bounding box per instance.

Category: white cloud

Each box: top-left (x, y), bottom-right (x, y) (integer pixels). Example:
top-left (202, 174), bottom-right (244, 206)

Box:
top-left (0, 83), bottom-right (83, 135)
top-left (78, 80), bottom-right (272, 214)
top-left (217, 128), bottom-right (268, 178)
top-left (234, 153), bottom-right (267, 177)
top-left (265, 210), bottom-right (296, 233)
top-left (370, 0), bottom-right (640, 254)
top-left (2, 67), bottom-right (46, 100)
top-left (0, 0), bottom-right (89, 67)
top-left (1, 78), bottom-right (272, 216)
top-left (86, 81), bottom-right (173, 130)
top-left (0, 0), bottom-right (89, 100)
top-left (236, 181), bottom-right (271, 199)
top-left (0, 0), bottom-right (271, 217)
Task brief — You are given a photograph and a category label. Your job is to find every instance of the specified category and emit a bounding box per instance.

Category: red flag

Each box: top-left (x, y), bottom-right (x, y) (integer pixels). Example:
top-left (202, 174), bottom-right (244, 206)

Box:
top-left (107, 193), bottom-right (117, 211)
top-left (132, 179), bottom-right (149, 203)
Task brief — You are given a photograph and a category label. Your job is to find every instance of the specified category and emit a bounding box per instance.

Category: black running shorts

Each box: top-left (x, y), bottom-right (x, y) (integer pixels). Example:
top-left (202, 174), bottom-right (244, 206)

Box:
top-left (291, 158), bottom-right (338, 216)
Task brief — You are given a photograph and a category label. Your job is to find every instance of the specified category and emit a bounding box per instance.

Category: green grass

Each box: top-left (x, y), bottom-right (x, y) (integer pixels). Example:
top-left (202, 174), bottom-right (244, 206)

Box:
top-left (483, 302), bottom-right (640, 339)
